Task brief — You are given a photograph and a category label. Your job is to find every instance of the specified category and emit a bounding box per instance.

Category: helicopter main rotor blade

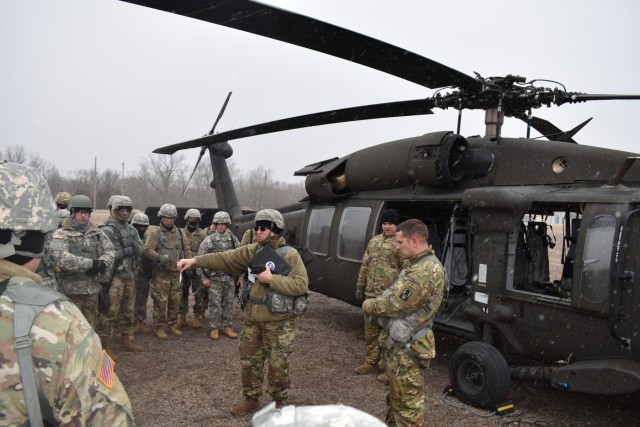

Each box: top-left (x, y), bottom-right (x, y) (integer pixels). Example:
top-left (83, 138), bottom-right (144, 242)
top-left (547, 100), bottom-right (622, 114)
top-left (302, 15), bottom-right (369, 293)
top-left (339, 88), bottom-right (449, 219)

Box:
top-left (182, 91), bottom-right (233, 195)
top-left (209, 91), bottom-right (232, 135)
top-left (121, 0), bottom-right (480, 91)
top-left (553, 93), bottom-right (640, 105)
top-left (154, 98), bottom-right (434, 155)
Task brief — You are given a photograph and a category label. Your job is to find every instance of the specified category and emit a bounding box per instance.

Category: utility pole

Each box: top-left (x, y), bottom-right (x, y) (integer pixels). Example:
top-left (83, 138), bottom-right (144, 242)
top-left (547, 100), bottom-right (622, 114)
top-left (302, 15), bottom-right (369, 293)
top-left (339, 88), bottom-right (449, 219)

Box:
top-left (121, 162), bottom-right (125, 194)
top-left (93, 157), bottom-right (97, 209)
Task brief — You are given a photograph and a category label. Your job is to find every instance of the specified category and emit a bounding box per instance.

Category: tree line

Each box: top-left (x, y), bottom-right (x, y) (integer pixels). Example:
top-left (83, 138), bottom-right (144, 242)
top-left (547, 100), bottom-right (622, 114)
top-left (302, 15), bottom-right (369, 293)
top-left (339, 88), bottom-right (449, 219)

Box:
top-left (3, 145), bottom-right (306, 212)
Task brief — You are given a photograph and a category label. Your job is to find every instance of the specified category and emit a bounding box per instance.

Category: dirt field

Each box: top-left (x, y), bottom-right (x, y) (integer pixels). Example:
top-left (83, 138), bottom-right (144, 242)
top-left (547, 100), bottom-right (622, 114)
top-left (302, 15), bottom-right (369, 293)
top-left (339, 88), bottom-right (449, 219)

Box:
top-left (114, 291), bottom-right (640, 427)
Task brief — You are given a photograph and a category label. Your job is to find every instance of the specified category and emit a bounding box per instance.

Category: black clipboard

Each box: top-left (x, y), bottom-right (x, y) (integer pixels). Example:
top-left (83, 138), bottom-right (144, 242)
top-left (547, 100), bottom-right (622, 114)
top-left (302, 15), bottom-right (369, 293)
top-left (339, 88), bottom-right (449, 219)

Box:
top-left (249, 245), bottom-right (292, 276)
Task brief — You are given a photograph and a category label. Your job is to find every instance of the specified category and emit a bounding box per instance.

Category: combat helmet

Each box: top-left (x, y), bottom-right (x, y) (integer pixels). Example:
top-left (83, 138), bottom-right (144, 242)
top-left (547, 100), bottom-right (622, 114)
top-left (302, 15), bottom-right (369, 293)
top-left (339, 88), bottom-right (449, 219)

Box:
top-left (68, 195), bottom-right (93, 214)
top-left (254, 209), bottom-right (285, 233)
top-left (184, 208), bottom-right (202, 221)
top-left (213, 211), bottom-right (231, 225)
top-left (107, 194), bottom-right (122, 210)
top-left (0, 161), bottom-right (58, 234)
top-left (54, 191), bottom-right (72, 208)
top-left (111, 195), bottom-right (133, 211)
top-left (131, 213), bottom-right (150, 226)
top-left (157, 203), bottom-right (177, 218)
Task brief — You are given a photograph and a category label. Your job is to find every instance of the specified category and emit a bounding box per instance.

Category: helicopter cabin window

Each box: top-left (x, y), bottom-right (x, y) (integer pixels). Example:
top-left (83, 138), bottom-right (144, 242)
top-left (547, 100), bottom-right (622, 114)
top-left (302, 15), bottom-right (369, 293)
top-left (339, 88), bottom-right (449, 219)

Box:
top-left (507, 206), bottom-right (580, 300)
top-left (580, 214), bottom-right (616, 304)
top-left (337, 207), bottom-right (371, 262)
top-left (306, 205), bottom-right (335, 256)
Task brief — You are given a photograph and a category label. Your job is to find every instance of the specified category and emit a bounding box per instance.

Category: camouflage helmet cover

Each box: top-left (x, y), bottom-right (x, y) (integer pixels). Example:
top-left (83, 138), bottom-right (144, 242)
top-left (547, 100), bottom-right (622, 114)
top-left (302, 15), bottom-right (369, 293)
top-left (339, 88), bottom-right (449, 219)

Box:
top-left (54, 191), bottom-right (72, 205)
top-left (111, 195), bottom-right (133, 210)
top-left (212, 211), bottom-right (231, 224)
top-left (158, 203), bottom-right (178, 218)
top-left (130, 208), bottom-right (142, 218)
top-left (107, 194), bottom-right (122, 209)
top-left (0, 161), bottom-right (58, 233)
top-left (184, 208), bottom-right (201, 220)
top-left (254, 209), bottom-right (285, 231)
top-left (131, 213), bottom-right (150, 226)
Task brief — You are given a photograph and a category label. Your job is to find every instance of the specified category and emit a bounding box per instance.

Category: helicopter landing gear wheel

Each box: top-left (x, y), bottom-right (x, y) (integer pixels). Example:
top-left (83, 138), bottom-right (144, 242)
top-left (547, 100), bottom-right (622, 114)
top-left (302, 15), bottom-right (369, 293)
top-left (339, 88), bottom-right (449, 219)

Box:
top-left (449, 341), bottom-right (511, 409)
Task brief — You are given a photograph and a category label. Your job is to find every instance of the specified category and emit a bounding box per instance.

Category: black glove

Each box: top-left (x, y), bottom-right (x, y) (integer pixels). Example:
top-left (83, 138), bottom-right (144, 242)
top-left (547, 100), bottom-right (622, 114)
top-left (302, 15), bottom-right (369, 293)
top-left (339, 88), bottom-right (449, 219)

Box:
top-left (355, 284), bottom-right (365, 302)
top-left (86, 259), bottom-right (106, 276)
top-left (123, 246), bottom-right (134, 257)
top-left (159, 254), bottom-right (170, 268)
top-left (121, 236), bottom-right (133, 248)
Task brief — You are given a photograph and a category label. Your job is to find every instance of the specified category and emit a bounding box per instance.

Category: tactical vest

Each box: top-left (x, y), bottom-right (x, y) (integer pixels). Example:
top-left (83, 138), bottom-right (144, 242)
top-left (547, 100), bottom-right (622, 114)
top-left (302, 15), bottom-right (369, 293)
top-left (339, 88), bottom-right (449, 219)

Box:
top-left (154, 227), bottom-right (184, 265)
top-left (1, 279), bottom-right (68, 427)
top-left (202, 232), bottom-right (237, 280)
top-left (379, 253), bottom-right (443, 368)
top-left (247, 245), bottom-right (308, 315)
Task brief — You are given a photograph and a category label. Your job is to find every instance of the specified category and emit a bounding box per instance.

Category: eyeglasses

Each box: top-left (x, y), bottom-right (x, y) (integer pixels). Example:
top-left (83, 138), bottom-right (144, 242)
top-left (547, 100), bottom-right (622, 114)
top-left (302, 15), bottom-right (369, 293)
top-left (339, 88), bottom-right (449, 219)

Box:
top-left (117, 207), bottom-right (133, 212)
top-left (254, 225), bottom-right (270, 232)
top-left (75, 209), bottom-right (92, 215)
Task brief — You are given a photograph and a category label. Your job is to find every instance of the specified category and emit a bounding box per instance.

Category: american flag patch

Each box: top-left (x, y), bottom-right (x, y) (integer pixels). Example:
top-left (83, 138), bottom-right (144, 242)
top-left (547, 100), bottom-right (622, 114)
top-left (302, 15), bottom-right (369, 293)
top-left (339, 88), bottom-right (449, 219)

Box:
top-left (97, 350), bottom-right (115, 389)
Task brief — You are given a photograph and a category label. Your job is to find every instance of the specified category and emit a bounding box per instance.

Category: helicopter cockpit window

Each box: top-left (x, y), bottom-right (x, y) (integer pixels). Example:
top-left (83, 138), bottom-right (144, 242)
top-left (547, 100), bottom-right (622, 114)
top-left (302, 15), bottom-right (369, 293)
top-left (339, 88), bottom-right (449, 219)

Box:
top-left (306, 206), bottom-right (335, 256)
top-left (337, 207), bottom-right (371, 262)
top-left (580, 214), bottom-right (616, 304)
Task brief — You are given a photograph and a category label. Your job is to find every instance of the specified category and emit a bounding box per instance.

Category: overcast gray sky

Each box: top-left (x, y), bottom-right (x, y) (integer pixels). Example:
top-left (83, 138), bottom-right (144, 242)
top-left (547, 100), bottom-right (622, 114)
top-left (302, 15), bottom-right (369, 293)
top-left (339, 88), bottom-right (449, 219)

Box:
top-left (2, 0), bottom-right (639, 184)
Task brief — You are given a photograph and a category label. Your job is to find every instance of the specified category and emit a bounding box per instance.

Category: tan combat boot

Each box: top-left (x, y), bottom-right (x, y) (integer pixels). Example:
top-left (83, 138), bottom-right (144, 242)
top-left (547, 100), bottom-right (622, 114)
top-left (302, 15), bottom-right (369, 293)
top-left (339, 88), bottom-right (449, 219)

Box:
top-left (192, 312), bottom-right (203, 329)
top-left (100, 336), bottom-right (117, 361)
top-left (154, 326), bottom-right (168, 341)
top-left (221, 326), bottom-right (238, 339)
top-left (168, 324), bottom-right (183, 337)
top-left (377, 372), bottom-right (389, 384)
top-left (120, 333), bottom-right (143, 352)
top-left (176, 313), bottom-right (188, 330)
top-left (354, 362), bottom-right (378, 374)
top-left (210, 329), bottom-right (219, 340)
top-left (136, 320), bottom-right (152, 334)
top-left (230, 398), bottom-right (260, 416)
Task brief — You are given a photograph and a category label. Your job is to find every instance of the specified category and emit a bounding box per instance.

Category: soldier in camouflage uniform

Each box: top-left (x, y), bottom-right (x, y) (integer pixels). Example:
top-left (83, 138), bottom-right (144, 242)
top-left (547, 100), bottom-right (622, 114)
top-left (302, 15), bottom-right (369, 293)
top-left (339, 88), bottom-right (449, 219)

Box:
top-left (0, 161), bottom-right (134, 426)
top-left (178, 209), bottom-right (308, 416)
top-left (97, 195), bottom-right (145, 353)
top-left (54, 191), bottom-right (71, 226)
top-left (144, 203), bottom-right (193, 340)
top-left (354, 209), bottom-right (404, 379)
top-left (176, 208), bottom-right (207, 330)
top-left (196, 211), bottom-right (241, 340)
top-left (131, 212), bottom-right (153, 334)
top-left (362, 219), bottom-right (445, 427)
top-left (241, 227), bottom-right (258, 245)
top-left (48, 195), bottom-right (115, 331)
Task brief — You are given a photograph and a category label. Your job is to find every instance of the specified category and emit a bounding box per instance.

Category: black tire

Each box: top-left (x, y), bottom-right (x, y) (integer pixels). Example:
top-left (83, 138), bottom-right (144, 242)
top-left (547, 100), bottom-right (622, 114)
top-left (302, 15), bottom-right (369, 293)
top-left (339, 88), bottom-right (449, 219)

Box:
top-left (449, 341), bottom-right (511, 409)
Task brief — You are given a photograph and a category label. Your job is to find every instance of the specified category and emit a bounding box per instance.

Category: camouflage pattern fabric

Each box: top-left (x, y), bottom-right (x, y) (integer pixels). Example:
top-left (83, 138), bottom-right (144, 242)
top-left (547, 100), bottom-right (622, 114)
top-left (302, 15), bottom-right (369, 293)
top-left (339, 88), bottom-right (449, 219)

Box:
top-left (48, 218), bottom-right (115, 295)
top-left (97, 276), bottom-right (136, 337)
top-left (240, 228), bottom-right (258, 245)
top-left (196, 229), bottom-right (240, 327)
top-left (362, 247), bottom-right (445, 427)
top-left (150, 269), bottom-right (182, 328)
top-left (67, 293), bottom-right (100, 329)
top-left (357, 233), bottom-right (405, 298)
top-left (239, 316), bottom-right (299, 401)
top-left (357, 233), bottom-right (404, 368)
top-left (194, 234), bottom-right (308, 403)
top-left (134, 228), bottom-right (153, 321)
top-left (0, 260), bottom-right (134, 426)
top-left (144, 223), bottom-right (193, 271)
top-left (36, 231), bottom-right (58, 291)
top-left (101, 218), bottom-right (144, 280)
top-left (179, 226), bottom-right (207, 315)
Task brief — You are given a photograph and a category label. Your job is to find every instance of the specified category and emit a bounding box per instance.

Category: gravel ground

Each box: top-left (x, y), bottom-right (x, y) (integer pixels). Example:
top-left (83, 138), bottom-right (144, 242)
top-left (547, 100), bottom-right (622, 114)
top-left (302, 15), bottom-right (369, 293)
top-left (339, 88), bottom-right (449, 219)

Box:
top-left (113, 291), bottom-right (640, 427)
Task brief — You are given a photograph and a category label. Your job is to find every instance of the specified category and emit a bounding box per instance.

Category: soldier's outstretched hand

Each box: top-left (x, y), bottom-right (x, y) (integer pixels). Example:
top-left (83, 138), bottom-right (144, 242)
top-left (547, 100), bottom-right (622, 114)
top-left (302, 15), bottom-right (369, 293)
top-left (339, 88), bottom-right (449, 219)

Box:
top-left (177, 258), bottom-right (196, 272)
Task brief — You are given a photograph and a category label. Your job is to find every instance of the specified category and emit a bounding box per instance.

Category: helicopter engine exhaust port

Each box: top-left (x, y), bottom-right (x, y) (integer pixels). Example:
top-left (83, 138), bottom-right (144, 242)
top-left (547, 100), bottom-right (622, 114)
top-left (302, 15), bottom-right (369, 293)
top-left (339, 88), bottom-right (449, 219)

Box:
top-left (303, 132), bottom-right (494, 200)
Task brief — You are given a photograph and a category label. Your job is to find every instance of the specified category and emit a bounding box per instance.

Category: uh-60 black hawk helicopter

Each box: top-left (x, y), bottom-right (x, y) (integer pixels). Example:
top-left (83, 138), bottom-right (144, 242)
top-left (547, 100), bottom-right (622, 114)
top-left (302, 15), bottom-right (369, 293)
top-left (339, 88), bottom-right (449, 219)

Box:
top-left (124, 0), bottom-right (640, 410)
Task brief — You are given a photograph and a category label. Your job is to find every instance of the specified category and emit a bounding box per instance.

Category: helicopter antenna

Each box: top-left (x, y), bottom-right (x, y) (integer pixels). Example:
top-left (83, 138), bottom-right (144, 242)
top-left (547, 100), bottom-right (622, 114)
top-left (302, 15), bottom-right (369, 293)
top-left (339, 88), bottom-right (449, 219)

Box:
top-left (182, 91), bottom-right (232, 196)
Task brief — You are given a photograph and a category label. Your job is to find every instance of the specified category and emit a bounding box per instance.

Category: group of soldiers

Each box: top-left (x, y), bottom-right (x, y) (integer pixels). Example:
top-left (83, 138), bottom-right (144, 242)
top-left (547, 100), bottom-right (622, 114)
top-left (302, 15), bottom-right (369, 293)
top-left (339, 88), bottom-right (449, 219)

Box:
top-left (2, 160), bottom-right (445, 427)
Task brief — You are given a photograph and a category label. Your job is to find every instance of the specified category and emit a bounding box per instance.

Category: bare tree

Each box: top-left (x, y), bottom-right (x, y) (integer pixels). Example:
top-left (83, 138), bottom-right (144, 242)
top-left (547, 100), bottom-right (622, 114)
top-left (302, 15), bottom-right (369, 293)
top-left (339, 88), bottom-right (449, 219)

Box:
top-left (4, 145), bottom-right (27, 164)
top-left (138, 153), bottom-right (187, 203)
